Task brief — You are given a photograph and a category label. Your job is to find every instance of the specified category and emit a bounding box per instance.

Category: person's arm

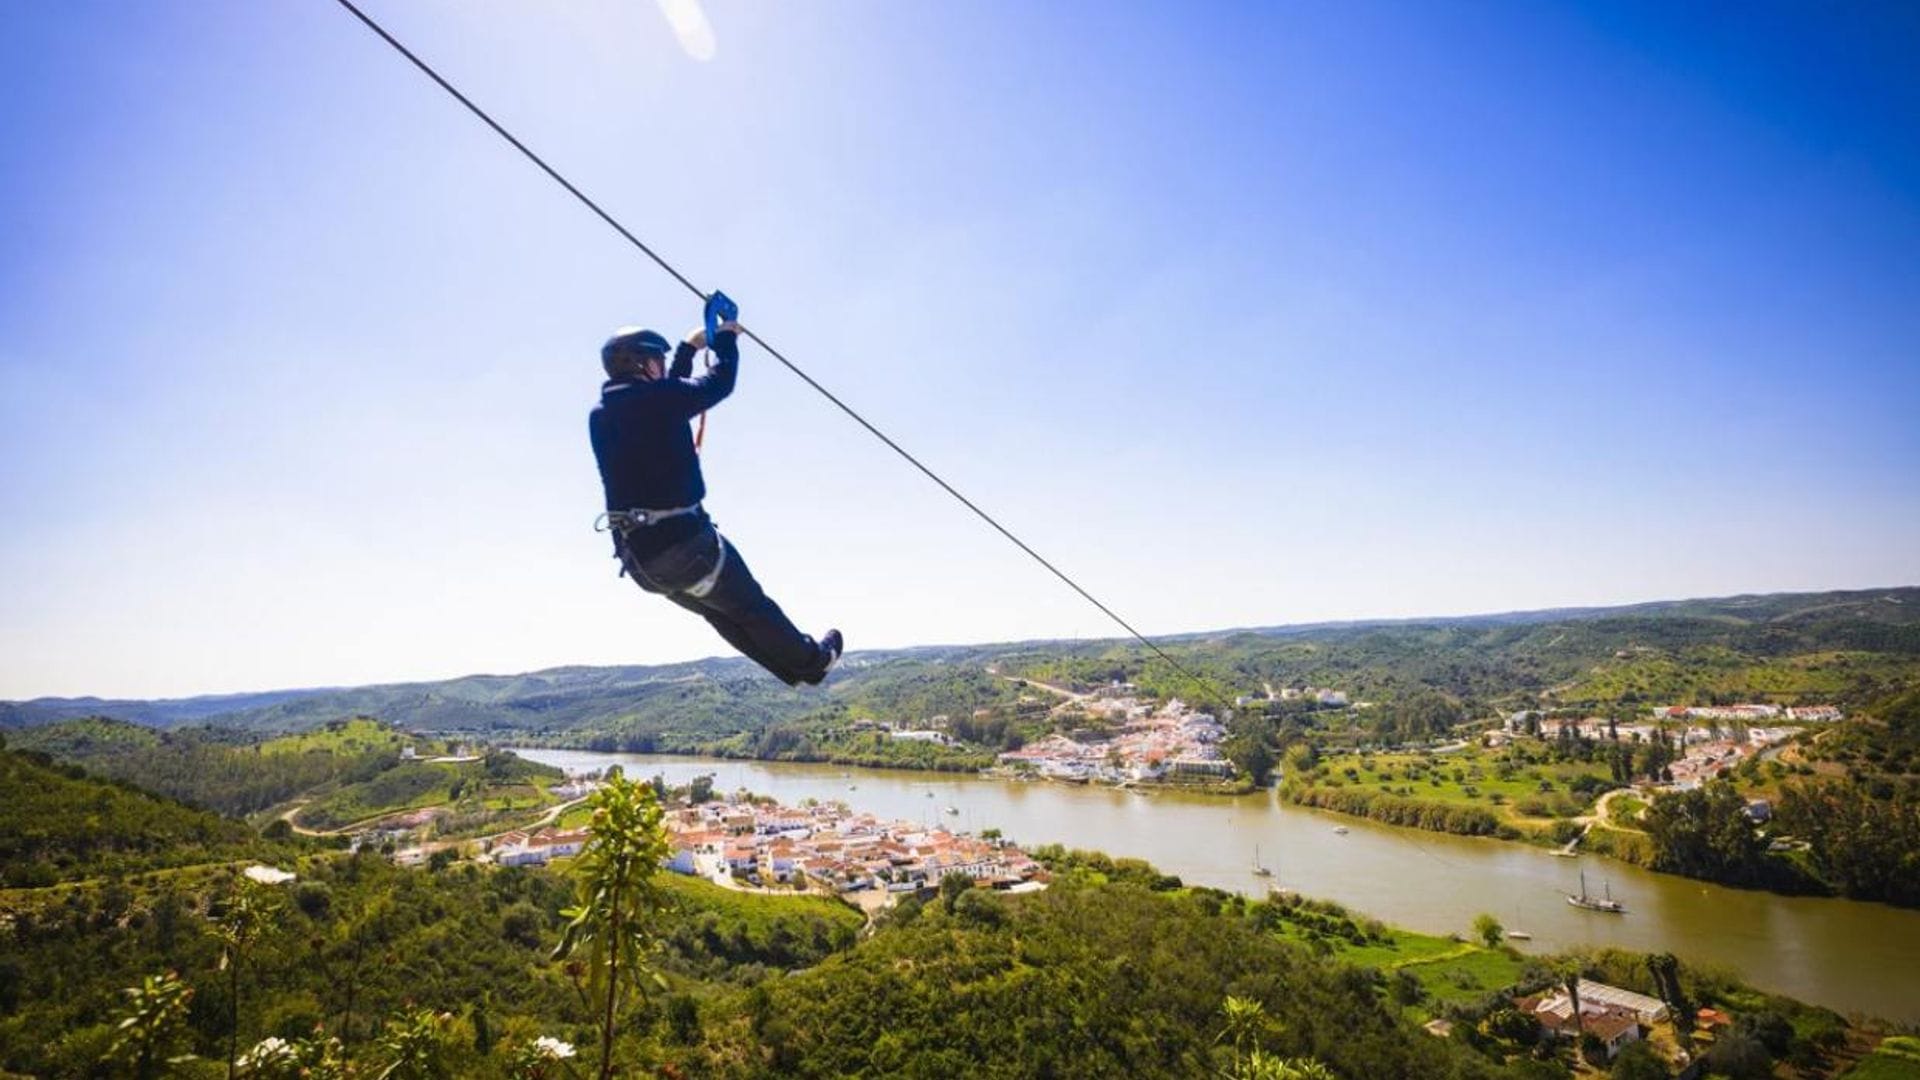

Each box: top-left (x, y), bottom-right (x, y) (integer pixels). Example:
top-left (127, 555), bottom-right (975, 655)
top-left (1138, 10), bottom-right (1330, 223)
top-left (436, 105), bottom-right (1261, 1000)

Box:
top-left (669, 322), bottom-right (739, 415)
top-left (669, 338), bottom-right (699, 380)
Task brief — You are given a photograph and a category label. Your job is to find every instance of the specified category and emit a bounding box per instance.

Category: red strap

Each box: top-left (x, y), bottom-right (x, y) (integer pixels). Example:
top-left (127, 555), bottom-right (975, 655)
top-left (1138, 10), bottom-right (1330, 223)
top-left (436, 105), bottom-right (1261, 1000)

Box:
top-left (692, 348), bottom-right (714, 452)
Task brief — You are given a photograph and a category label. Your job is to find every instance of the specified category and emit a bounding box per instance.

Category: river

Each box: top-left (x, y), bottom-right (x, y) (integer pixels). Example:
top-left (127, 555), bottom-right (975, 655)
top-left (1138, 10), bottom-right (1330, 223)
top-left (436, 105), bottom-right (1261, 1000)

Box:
top-left (513, 749), bottom-right (1920, 1022)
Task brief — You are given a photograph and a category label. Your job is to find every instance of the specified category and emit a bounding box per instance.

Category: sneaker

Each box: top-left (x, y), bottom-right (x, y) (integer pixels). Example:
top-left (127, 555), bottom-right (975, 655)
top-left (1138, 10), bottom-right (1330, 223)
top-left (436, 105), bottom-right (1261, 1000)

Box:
top-left (801, 629), bottom-right (843, 686)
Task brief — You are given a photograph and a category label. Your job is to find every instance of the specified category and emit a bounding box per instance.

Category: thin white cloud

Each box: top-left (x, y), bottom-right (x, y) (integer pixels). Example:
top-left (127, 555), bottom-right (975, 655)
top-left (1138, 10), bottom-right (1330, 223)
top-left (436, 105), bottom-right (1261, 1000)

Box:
top-left (655, 0), bottom-right (717, 61)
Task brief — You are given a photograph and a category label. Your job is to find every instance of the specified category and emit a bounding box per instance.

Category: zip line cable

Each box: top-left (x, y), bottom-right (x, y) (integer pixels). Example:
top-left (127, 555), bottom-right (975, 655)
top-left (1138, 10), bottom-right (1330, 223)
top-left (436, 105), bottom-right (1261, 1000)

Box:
top-left (328, 0), bottom-right (1233, 709)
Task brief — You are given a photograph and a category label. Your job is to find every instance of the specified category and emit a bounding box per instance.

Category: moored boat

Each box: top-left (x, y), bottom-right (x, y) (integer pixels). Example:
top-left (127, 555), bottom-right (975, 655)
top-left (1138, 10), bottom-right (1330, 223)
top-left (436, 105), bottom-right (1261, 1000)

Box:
top-left (1567, 870), bottom-right (1627, 914)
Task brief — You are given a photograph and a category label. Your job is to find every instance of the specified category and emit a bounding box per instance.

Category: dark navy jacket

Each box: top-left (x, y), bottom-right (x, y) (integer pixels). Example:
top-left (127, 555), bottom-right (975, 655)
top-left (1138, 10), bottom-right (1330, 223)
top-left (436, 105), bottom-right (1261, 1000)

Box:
top-left (590, 329), bottom-right (739, 554)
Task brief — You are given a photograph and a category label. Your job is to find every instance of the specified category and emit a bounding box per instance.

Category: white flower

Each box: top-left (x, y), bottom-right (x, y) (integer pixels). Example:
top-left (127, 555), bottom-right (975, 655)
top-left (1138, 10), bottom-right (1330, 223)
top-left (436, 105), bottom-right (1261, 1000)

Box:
top-left (532, 1036), bottom-right (576, 1059)
top-left (238, 1036), bottom-right (294, 1067)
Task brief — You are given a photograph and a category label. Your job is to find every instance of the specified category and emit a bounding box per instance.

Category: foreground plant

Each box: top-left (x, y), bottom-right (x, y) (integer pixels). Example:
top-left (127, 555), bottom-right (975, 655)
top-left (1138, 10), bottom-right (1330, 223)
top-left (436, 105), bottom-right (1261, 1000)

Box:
top-left (506, 1035), bottom-right (580, 1080)
top-left (218, 876), bottom-right (288, 1078)
top-left (237, 1028), bottom-right (350, 1079)
top-left (552, 768), bottom-right (670, 1080)
top-left (1215, 996), bottom-right (1333, 1080)
top-left (105, 970), bottom-right (195, 1080)
top-left (375, 1007), bottom-right (452, 1080)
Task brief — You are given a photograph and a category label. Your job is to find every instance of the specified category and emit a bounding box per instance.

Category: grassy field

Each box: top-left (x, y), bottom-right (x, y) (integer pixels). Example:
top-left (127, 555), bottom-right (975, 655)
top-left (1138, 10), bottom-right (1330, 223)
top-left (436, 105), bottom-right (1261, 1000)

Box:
top-left (259, 716), bottom-right (428, 756)
top-left (1262, 902), bottom-right (1531, 1009)
top-left (1296, 743), bottom-right (1613, 832)
top-left (1841, 1036), bottom-right (1920, 1080)
top-left (661, 871), bottom-right (858, 916)
top-left (1608, 792), bottom-right (1647, 824)
top-left (297, 754), bottom-right (563, 832)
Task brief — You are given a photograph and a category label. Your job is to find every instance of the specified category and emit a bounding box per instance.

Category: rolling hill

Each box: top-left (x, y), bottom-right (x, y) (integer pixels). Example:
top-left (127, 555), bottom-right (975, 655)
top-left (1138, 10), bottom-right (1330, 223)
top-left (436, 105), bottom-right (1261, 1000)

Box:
top-left (3, 588), bottom-right (1915, 750)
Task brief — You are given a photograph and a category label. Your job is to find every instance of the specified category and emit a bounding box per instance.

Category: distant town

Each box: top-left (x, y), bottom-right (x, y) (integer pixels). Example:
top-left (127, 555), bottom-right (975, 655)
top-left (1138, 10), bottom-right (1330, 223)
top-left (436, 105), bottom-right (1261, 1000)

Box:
top-left (363, 780), bottom-right (1047, 907)
top-left (1492, 702), bottom-right (1847, 794)
top-left (994, 686), bottom-right (1232, 783)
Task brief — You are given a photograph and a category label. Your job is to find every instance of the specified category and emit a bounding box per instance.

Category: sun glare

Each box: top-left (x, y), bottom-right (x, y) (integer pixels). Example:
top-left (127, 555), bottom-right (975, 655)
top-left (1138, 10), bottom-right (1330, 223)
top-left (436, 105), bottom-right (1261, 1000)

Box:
top-left (655, 0), bottom-right (717, 62)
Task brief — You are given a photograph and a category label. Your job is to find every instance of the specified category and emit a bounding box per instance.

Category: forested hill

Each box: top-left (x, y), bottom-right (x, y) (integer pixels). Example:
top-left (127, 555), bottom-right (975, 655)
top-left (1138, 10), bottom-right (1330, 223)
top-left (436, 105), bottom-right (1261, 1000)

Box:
top-left (4, 587), bottom-right (1916, 746)
top-left (0, 743), bottom-right (302, 887)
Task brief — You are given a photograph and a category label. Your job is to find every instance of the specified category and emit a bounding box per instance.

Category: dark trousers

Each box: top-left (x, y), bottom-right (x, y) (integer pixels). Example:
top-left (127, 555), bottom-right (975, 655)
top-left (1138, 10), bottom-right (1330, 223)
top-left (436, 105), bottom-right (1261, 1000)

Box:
top-left (618, 521), bottom-right (826, 686)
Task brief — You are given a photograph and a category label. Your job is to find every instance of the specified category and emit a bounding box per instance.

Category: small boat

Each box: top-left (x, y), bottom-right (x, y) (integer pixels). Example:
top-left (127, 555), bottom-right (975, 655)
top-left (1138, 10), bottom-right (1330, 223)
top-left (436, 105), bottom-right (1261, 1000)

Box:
top-left (926, 791), bottom-right (935, 798)
top-left (1567, 870), bottom-right (1627, 914)
top-left (1333, 826), bottom-right (1350, 835)
top-left (945, 806), bottom-right (960, 816)
top-left (1252, 844), bottom-right (1273, 877)
top-left (1505, 902), bottom-right (1530, 941)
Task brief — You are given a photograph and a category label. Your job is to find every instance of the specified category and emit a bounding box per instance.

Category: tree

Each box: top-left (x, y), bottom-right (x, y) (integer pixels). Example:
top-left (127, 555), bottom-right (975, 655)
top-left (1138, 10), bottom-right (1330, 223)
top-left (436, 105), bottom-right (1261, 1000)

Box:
top-left (1225, 715), bottom-right (1278, 786)
top-left (1642, 782), bottom-right (1773, 886)
top-left (1560, 963), bottom-right (1585, 1043)
top-left (1702, 1032), bottom-right (1774, 1080)
top-left (552, 768), bottom-right (670, 1080)
top-left (1472, 912), bottom-right (1503, 948)
top-left (1645, 953), bottom-right (1692, 1048)
top-left (1608, 1039), bottom-right (1668, 1080)
top-left (939, 871), bottom-right (972, 915)
top-left (667, 994), bottom-right (700, 1044)
top-left (1482, 1008), bottom-right (1538, 1045)
top-left (1733, 1010), bottom-right (1793, 1057)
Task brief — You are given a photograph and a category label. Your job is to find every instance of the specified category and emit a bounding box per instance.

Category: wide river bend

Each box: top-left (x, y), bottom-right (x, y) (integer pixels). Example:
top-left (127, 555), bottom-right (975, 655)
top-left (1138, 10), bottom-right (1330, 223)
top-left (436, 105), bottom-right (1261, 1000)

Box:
top-left (514, 749), bottom-right (1920, 1022)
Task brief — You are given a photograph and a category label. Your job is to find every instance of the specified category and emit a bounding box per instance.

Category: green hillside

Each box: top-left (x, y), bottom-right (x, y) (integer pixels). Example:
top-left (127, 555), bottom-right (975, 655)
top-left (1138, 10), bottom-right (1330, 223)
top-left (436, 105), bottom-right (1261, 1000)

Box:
top-left (293, 750), bottom-right (563, 833)
top-left (0, 743), bottom-right (300, 888)
top-left (0, 824), bottom-right (1892, 1078)
top-left (6, 587), bottom-right (1918, 788)
top-left (9, 717), bottom-right (405, 818)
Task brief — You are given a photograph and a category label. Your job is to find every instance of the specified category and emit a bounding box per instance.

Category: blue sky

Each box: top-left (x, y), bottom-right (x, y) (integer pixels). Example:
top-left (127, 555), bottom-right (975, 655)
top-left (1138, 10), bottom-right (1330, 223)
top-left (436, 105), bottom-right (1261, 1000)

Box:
top-left (3, 1), bottom-right (1916, 699)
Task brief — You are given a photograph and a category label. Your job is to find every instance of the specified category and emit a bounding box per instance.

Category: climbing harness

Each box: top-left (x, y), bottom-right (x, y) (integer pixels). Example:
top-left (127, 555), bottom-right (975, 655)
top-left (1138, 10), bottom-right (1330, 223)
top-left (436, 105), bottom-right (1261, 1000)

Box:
top-left (683, 536), bottom-right (729, 599)
top-left (593, 502), bottom-right (704, 533)
top-left (329, 0), bottom-right (1236, 714)
top-left (602, 510), bottom-right (730, 601)
top-left (621, 535), bottom-right (729, 600)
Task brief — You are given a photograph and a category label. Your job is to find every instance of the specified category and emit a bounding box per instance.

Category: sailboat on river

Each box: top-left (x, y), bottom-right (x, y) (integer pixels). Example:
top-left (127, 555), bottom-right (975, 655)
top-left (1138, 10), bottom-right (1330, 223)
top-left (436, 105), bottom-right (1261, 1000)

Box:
top-left (1567, 870), bottom-right (1627, 914)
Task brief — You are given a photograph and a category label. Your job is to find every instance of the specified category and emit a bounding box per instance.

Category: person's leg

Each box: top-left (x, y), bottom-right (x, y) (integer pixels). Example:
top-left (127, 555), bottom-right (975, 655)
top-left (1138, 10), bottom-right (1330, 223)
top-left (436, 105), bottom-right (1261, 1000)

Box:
top-left (663, 590), bottom-right (805, 686)
top-left (689, 537), bottom-right (831, 684)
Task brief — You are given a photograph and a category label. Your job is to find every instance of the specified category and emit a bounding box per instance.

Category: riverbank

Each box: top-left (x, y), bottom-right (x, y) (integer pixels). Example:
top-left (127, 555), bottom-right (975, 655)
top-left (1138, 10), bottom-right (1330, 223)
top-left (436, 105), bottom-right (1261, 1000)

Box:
top-left (510, 748), bottom-right (1920, 1023)
top-left (503, 738), bottom-right (1258, 794)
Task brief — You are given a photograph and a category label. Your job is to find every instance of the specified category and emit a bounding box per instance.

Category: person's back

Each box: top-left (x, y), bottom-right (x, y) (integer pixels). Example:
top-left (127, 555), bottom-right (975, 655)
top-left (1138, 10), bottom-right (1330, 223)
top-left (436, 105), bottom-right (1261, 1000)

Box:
top-left (590, 311), bottom-right (841, 686)
top-left (590, 327), bottom-right (734, 557)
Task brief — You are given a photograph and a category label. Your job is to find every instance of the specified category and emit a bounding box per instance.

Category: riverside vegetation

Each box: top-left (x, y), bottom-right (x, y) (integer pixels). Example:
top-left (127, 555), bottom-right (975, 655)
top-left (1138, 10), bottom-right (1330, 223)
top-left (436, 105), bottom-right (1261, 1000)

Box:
top-left (8, 589), bottom-right (1920, 908)
top-left (2, 747), bottom-right (1909, 1079)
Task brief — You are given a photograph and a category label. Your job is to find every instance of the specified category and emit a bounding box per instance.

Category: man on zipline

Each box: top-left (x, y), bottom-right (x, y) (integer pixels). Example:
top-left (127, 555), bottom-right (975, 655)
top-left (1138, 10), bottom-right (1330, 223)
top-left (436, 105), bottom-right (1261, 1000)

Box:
top-left (590, 306), bottom-right (843, 686)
